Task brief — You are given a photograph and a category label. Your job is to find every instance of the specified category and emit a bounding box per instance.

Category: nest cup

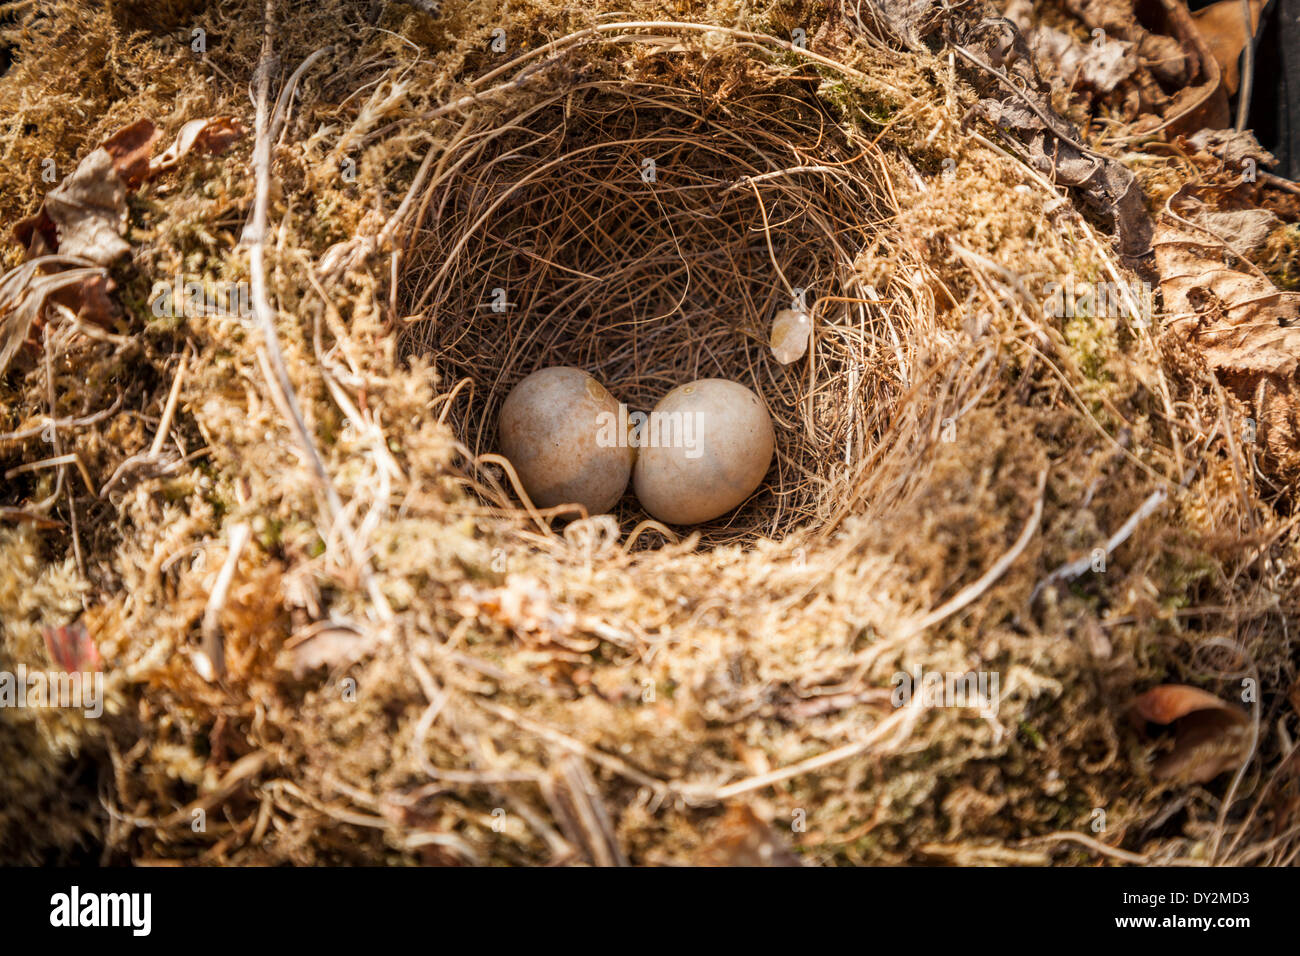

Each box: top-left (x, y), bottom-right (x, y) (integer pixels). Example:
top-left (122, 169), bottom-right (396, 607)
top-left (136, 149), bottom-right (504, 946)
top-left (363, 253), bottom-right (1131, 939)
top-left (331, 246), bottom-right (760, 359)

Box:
top-left (401, 41), bottom-right (921, 547)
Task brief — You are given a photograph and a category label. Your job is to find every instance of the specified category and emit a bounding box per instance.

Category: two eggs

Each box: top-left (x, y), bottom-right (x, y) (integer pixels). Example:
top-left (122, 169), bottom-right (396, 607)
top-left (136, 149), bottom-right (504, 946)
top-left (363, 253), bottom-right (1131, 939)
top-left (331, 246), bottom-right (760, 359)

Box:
top-left (497, 366), bottom-right (775, 525)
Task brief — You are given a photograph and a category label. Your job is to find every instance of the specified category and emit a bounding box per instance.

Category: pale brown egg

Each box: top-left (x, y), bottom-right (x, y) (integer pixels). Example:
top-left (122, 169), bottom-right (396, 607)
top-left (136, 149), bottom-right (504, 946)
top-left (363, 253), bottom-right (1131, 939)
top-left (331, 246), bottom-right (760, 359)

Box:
top-left (497, 366), bottom-right (634, 515)
top-left (632, 378), bottom-right (774, 525)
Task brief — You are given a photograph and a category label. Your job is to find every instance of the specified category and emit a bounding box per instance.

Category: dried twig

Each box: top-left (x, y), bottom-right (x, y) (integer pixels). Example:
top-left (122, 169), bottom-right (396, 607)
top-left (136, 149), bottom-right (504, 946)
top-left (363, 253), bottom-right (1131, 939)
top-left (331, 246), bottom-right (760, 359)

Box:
top-left (243, 0), bottom-right (392, 621)
top-left (1025, 831), bottom-right (1151, 866)
top-left (244, 3), bottom-right (341, 520)
top-left (196, 521), bottom-right (252, 681)
top-left (1032, 487), bottom-right (1166, 601)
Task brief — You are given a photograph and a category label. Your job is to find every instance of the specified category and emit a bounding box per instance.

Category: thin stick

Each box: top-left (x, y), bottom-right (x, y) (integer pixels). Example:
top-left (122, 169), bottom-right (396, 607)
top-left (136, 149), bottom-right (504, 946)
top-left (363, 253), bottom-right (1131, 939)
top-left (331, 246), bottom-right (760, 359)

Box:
top-left (244, 4), bottom-right (396, 622)
top-left (244, 0), bottom-right (344, 523)
top-left (197, 522), bottom-right (251, 681)
top-left (1261, 171), bottom-right (1300, 194)
top-left (1027, 831), bottom-right (1151, 865)
top-left (1032, 487), bottom-right (1166, 600)
top-left (1236, 0), bottom-right (1258, 132)
top-left (149, 349), bottom-right (189, 458)
top-left (270, 46), bottom-right (333, 144)
top-left (0, 394), bottom-right (123, 442)
top-left (5, 453), bottom-right (96, 495)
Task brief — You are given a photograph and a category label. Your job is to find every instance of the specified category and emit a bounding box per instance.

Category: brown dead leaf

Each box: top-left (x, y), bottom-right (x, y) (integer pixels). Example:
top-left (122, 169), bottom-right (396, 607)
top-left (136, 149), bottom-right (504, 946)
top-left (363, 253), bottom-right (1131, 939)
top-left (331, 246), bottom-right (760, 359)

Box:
top-left (1132, 683), bottom-right (1240, 723)
top-left (1051, 0), bottom-right (1228, 133)
top-left (861, 0), bottom-right (940, 50)
top-left (42, 619), bottom-right (103, 673)
top-left (2, 116), bottom-right (243, 375)
top-left (697, 804), bottom-right (803, 866)
top-left (12, 119), bottom-right (162, 266)
top-left (21, 119), bottom-right (168, 266)
top-left (53, 270), bottom-right (117, 328)
top-left (102, 118), bottom-right (163, 190)
top-left (1154, 217), bottom-right (1300, 379)
top-left (149, 116), bottom-right (243, 175)
top-left (1130, 684), bottom-right (1250, 784)
top-left (0, 260), bottom-right (111, 375)
top-left (1189, 207), bottom-right (1280, 258)
top-left (37, 146), bottom-right (132, 266)
top-left (955, 16), bottom-right (1154, 256)
top-left (1185, 127), bottom-right (1277, 172)
top-left (1192, 0), bottom-right (1265, 95)
top-left (12, 207), bottom-right (57, 259)
top-left (1152, 708), bottom-right (1252, 783)
top-left (280, 622), bottom-right (381, 677)
top-left (1151, 0), bottom-right (1231, 132)
top-left (1028, 25), bottom-right (1136, 93)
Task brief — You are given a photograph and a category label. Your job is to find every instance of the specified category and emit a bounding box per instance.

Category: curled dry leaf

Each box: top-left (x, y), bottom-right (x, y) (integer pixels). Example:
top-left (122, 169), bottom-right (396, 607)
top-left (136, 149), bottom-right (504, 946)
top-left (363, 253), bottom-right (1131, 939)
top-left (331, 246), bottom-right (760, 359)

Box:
top-left (1130, 684), bottom-right (1250, 784)
top-left (13, 116), bottom-right (241, 265)
top-left (1185, 126), bottom-right (1277, 172)
top-left (1136, 0), bottom-right (1230, 132)
top-left (27, 146), bottom-right (132, 266)
top-left (1187, 207), bottom-right (1279, 259)
top-left (0, 259), bottom-right (110, 376)
top-left (8, 120), bottom-right (161, 263)
top-left (1058, 0), bottom-right (1229, 133)
top-left (1026, 25), bottom-right (1136, 94)
top-left (1191, 0), bottom-right (1265, 95)
top-left (1153, 205), bottom-right (1300, 503)
top-left (101, 118), bottom-right (163, 191)
top-left (697, 803), bottom-right (802, 866)
top-left (953, 16), bottom-right (1153, 256)
top-left (855, 0), bottom-right (940, 50)
top-left (2, 116), bottom-right (243, 377)
top-left (1155, 217), bottom-right (1300, 380)
top-left (149, 116), bottom-right (243, 175)
top-left (1131, 683), bottom-right (1239, 723)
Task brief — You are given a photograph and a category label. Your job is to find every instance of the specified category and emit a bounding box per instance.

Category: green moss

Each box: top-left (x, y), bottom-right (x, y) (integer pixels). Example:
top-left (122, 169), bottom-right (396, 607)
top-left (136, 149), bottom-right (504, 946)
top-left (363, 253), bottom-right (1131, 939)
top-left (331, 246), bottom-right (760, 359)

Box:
top-left (1257, 222), bottom-right (1300, 290)
top-left (1019, 721), bottom-right (1045, 750)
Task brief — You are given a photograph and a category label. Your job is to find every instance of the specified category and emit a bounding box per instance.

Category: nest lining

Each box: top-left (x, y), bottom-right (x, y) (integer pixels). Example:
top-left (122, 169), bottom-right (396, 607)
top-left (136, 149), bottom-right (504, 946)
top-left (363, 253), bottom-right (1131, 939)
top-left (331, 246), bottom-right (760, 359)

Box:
top-left (400, 48), bottom-right (919, 547)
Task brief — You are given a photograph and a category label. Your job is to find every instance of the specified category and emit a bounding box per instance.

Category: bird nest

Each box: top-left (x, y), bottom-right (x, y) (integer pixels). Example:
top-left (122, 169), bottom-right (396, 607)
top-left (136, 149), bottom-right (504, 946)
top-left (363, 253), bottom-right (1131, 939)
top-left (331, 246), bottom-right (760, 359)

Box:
top-left (400, 41), bottom-right (925, 546)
